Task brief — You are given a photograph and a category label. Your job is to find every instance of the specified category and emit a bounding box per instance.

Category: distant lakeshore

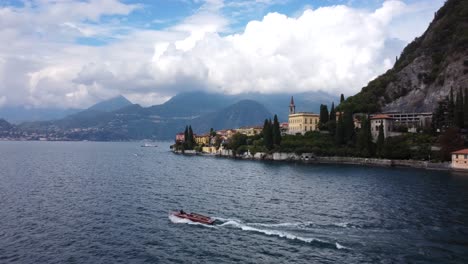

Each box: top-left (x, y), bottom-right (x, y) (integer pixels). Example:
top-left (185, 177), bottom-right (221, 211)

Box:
top-left (172, 149), bottom-right (452, 171)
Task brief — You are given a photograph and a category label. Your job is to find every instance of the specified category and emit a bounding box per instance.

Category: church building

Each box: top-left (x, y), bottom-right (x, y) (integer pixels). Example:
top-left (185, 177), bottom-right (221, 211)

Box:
top-left (287, 96), bottom-right (320, 135)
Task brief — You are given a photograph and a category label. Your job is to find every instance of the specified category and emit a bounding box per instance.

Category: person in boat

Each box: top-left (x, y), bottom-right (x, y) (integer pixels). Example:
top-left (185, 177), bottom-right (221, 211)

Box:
top-left (179, 210), bottom-right (185, 215)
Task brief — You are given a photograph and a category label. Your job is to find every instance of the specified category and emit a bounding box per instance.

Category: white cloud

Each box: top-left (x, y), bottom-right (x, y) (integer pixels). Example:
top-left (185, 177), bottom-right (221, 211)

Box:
top-left (0, 0), bottom-right (444, 109)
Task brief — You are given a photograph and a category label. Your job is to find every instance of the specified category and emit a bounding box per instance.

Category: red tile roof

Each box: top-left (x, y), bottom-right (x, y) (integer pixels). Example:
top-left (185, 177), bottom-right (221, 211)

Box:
top-left (370, 114), bottom-right (392, 120)
top-left (452, 149), bottom-right (468, 154)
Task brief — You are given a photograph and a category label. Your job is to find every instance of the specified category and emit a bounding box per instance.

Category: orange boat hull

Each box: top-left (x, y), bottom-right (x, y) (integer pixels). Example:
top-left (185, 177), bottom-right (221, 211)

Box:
top-left (172, 212), bottom-right (215, 225)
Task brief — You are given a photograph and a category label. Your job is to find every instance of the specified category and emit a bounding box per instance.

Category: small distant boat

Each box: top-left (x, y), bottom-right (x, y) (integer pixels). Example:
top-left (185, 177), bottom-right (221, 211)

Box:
top-left (141, 143), bottom-right (157, 147)
top-left (171, 211), bottom-right (215, 225)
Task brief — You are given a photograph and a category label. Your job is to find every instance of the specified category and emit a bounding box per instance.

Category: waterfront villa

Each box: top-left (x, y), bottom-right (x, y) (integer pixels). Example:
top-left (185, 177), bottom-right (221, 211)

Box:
top-left (370, 114), bottom-right (394, 140)
top-left (216, 129), bottom-right (236, 139)
top-left (175, 133), bottom-right (185, 143)
top-left (451, 149), bottom-right (468, 170)
top-left (287, 96), bottom-right (319, 135)
top-left (236, 126), bottom-right (262, 136)
top-left (195, 134), bottom-right (211, 145)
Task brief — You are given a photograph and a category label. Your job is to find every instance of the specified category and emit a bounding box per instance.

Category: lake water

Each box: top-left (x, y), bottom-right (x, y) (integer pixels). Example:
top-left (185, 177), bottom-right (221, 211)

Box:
top-left (0, 141), bottom-right (467, 263)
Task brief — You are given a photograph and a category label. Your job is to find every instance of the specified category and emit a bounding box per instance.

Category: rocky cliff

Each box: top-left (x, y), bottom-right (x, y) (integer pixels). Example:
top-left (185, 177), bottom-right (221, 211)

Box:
top-left (343, 0), bottom-right (468, 113)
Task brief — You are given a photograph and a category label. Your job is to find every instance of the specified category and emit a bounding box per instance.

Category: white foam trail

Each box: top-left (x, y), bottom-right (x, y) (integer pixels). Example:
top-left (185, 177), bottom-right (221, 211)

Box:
top-left (335, 242), bottom-right (348, 250)
top-left (172, 216), bottom-right (348, 250)
top-left (220, 220), bottom-right (326, 244)
top-left (334, 222), bottom-right (350, 228)
top-left (247, 222), bottom-right (304, 228)
top-left (213, 217), bottom-right (241, 222)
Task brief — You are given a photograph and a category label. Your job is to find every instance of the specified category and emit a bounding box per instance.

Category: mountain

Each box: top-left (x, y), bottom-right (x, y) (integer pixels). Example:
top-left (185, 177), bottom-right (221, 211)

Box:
top-left (16, 98), bottom-right (275, 140)
top-left (342, 0), bottom-right (468, 113)
top-left (159, 91), bottom-right (337, 122)
top-left (0, 119), bottom-right (13, 130)
top-left (13, 90), bottom-right (336, 140)
top-left (146, 91), bottom-right (236, 118)
top-left (192, 100), bottom-right (272, 133)
top-left (0, 107), bottom-right (80, 124)
top-left (87, 95), bottom-right (132, 112)
top-left (237, 91), bottom-right (337, 121)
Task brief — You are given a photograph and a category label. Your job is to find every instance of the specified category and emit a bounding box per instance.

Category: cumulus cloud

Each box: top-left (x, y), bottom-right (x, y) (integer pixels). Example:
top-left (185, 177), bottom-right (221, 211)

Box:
top-left (0, 0), bottom-right (444, 109)
top-left (145, 0), bottom-right (421, 95)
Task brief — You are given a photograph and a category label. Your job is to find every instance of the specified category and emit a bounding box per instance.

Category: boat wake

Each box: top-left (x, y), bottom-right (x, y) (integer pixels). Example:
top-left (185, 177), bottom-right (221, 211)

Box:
top-left (170, 215), bottom-right (348, 250)
top-left (218, 220), bottom-right (347, 249)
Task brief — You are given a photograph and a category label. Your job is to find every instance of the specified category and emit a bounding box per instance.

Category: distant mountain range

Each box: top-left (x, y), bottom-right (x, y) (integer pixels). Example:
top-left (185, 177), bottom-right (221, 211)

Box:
top-left (0, 107), bottom-right (81, 124)
top-left (0, 95), bottom-right (132, 124)
top-left (4, 91), bottom-right (336, 140)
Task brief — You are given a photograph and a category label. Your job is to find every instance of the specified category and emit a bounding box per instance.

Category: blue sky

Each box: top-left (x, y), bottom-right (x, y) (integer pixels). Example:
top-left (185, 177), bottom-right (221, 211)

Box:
top-left (0, 0), bottom-right (445, 108)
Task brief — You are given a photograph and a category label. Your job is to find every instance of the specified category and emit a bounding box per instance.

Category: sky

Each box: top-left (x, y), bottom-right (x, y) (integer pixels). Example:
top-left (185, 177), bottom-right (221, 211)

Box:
top-left (0, 0), bottom-right (445, 109)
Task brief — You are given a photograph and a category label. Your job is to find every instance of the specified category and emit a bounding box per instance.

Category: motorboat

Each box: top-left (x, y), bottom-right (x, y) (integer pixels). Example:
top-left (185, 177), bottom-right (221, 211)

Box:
top-left (171, 211), bottom-right (215, 225)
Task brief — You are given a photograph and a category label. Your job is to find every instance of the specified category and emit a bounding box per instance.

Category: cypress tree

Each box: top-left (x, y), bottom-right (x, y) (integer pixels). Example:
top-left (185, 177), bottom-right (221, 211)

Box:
top-left (376, 124), bottom-right (385, 158)
top-left (184, 126), bottom-right (189, 142)
top-left (464, 88), bottom-right (468, 128)
top-left (272, 115), bottom-right (282, 146)
top-left (356, 116), bottom-right (373, 157)
top-left (319, 104), bottom-right (329, 130)
top-left (263, 119), bottom-right (273, 150)
top-left (328, 102), bottom-right (336, 136)
top-left (448, 87), bottom-right (455, 126)
top-left (340, 94), bottom-right (345, 103)
top-left (343, 111), bottom-right (355, 144)
top-left (188, 125), bottom-right (194, 148)
top-left (329, 102), bottom-right (336, 122)
top-left (432, 98), bottom-right (449, 132)
top-left (455, 87), bottom-right (464, 128)
top-left (335, 114), bottom-right (344, 145)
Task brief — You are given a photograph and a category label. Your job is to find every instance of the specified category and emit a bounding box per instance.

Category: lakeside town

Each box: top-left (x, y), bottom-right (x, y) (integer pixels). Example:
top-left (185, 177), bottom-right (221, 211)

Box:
top-left (172, 95), bottom-right (468, 171)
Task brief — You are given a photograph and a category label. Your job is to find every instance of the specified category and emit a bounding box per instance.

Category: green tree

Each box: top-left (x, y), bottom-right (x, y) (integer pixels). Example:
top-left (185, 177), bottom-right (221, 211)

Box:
top-left (263, 119), bottom-right (273, 150)
top-left (454, 87), bottom-right (464, 128)
top-left (356, 116), bottom-right (373, 157)
top-left (432, 98), bottom-right (449, 132)
top-left (340, 94), bottom-right (345, 103)
top-left (438, 127), bottom-right (464, 161)
top-left (209, 128), bottom-right (216, 137)
top-left (376, 124), bottom-right (385, 157)
top-left (383, 136), bottom-right (411, 159)
top-left (448, 87), bottom-right (455, 126)
top-left (184, 126), bottom-right (189, 142)
top-left (319, 104), bottom-right (329, 130)
top-left (464, 88), bottom-right (468, 128)
top-left (229, 133), bottom-right (248, 155)
top-left (272, 114), bottom-right (282, 146)
top-left (343, 111), bottom-right (355, 144)
top-left (187, 125), bottom-right (194, 149)
top-left (329, 102), bottom-right (336, 122)
top-left (335, 114), bottom-right (344, 145)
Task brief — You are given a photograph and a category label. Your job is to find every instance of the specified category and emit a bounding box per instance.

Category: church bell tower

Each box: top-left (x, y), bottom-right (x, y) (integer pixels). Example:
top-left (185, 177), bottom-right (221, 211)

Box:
top-left (289, 96), bottom-right (296, 115)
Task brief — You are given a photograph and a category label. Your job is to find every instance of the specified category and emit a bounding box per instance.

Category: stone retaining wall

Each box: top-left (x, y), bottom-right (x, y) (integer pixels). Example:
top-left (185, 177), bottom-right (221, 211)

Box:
top-left (172, 149), bottom-right (450, 171)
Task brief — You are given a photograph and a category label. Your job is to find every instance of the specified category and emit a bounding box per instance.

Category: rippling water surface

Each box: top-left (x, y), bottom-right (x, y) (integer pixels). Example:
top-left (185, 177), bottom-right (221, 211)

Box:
top-left (1, 141), bottom-right (467, 263)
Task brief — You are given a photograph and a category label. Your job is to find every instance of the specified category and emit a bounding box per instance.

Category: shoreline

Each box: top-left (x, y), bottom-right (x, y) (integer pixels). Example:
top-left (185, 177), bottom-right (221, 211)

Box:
top-left (172, 150), bottom-right (452, 171)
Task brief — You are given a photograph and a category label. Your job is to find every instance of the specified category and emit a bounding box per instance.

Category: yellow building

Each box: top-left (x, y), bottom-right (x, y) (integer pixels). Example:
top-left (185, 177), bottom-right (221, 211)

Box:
top-left (202, 146), bottom-right (217, 154)
top-left (451, 149), bottom-right (468, 170)
top-left (194, 134), bottom-right (211, 145)
top-left (287, 96), bottom-right (320, 135)
top-left (236, 126), bottom-right (263, 136)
